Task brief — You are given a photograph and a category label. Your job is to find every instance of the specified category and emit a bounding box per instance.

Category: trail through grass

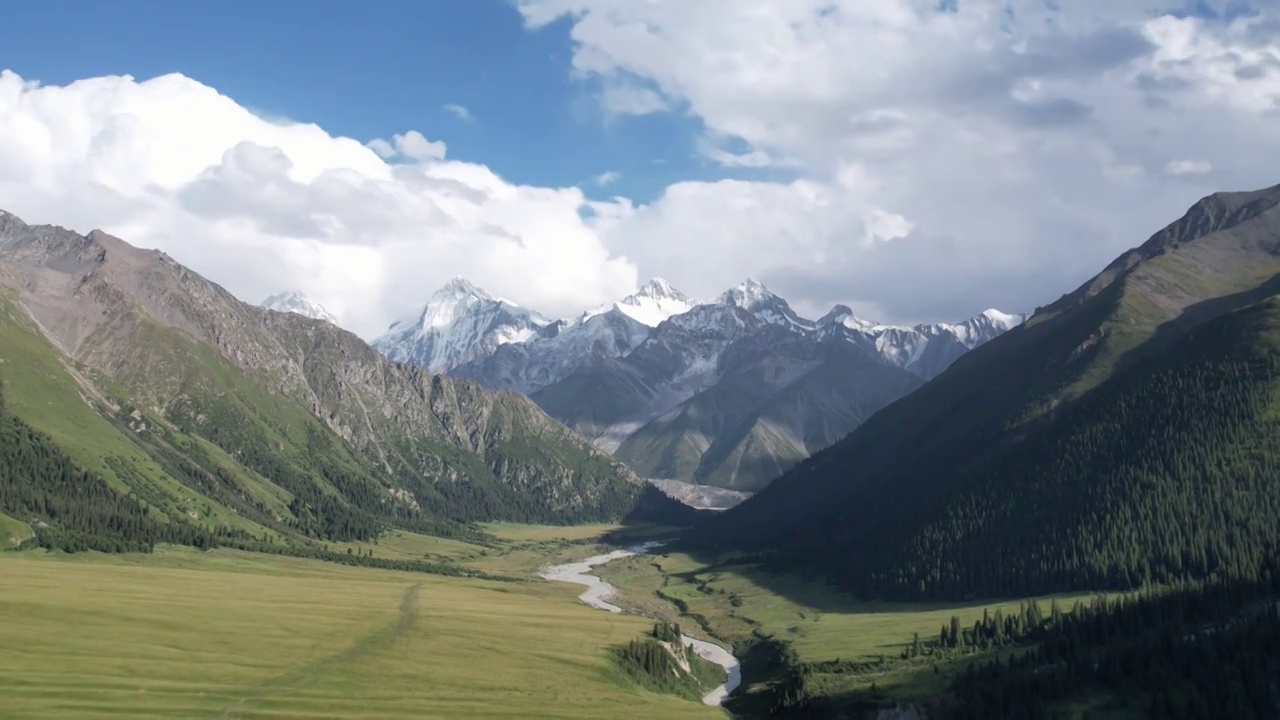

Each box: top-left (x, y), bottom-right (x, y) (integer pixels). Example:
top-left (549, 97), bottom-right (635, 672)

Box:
top-left (0, 547), bottom-right (720, 719)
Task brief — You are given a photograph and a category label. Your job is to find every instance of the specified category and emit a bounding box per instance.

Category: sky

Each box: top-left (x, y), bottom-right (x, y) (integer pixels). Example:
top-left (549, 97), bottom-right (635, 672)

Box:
top-left (1, 0), bottom-right (1279, 338)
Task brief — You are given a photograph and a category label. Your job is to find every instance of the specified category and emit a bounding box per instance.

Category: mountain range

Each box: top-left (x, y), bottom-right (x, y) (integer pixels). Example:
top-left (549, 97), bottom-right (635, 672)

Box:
top-left (0, 209), bottom-right (686, 556)
top-left (685, 181), bottom-right (1280, 601)
top-left (372, 276), bottom-right (1024, 491)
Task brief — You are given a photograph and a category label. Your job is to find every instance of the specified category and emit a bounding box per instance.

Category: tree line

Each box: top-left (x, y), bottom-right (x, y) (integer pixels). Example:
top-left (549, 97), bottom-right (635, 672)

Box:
top-left (945, 569), bottom-right (1280, 719)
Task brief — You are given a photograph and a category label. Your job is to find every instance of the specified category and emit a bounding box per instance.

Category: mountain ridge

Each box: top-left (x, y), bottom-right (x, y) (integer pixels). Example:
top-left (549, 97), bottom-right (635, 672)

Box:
top-left (0, 210), bottom-right (688, 554)
top-left (376, 273), bottom-right (1023, 491)
top-left (683, 181), bottom-right (1280, 600)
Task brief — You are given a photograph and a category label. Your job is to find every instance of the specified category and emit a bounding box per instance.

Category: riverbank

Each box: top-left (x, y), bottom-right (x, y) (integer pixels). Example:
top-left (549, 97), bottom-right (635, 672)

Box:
top-left (538, 543), bottom-right (742, 706)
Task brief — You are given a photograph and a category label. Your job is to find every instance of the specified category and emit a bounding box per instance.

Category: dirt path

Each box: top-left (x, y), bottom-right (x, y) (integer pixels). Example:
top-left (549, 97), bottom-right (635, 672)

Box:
top-left (221, 583), bottom-right (420, 718)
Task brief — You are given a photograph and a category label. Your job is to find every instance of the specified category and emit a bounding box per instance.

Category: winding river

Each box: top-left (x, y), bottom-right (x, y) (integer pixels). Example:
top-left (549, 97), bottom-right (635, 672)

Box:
top-left (538, 542), bottom-right (743, 707)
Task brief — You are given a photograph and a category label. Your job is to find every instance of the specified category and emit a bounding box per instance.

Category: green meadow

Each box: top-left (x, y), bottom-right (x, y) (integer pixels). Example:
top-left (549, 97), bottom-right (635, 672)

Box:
top-left (0, 510), bottom-right (31, 546)
top-left (596, 551), bottom-right (1103, 703)
top-left (0, 544), bottom-right (724, 720)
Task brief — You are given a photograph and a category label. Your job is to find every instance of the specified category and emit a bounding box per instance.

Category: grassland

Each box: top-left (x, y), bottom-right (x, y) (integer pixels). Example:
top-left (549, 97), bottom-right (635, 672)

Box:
top-left (596, 551), bottom-right (1102, 703)
top-left (0, 546), bottom-right (723, 720)
top-left (0, 510), bottom-right (31, 546)
top-left (330, 529), bottom-right (491, 562)
top-left (483, 522), bottom-right (624, 543)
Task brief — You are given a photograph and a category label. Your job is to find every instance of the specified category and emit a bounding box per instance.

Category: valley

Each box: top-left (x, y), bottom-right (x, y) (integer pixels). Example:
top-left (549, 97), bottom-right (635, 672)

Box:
top-left (0, 531), bottom-right (724, 720)
top-left (4, 181), bottom-right (1280, 718)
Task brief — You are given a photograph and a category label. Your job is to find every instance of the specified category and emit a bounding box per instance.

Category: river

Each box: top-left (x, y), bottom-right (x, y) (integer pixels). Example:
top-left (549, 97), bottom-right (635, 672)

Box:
top-left (538, 542), bottom-right (743, 707)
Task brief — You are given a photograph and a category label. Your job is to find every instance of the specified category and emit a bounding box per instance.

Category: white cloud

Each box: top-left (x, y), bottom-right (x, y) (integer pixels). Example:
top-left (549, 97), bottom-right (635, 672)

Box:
top-left (444, 103), bottom-right (474, 121)
top-left (518, 1), bottom-right (1280, 321)
top-left (4, 2), bottom-right (1280, 336)
top-left (367, 130), bottom-right (447, 161)
top-left (599, 82), bottom-right (668, 115)
top-left (1165, 159), bottom-right (1214, 175)
top-left (0, 70), bottom-right (636, 337)
top-left (594, 170), bottom-right (621, 186)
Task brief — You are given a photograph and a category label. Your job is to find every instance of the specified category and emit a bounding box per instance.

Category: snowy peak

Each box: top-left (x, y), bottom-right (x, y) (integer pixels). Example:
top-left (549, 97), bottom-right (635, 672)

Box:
top-left (371, 271), bottom-right (1023, 395)
top-left (717, 278), bottom-right (807, 329)
top-left (414, 278), bottom-right (501, 332)
top-left (260, 291), bottom-right (338, 325)
top-left (818, 304), bottom-right (854, 326)
top-left (718, 278), bottom-right (774, 310)
top-left (819, 304), bottom-right (881, 331)
top-left (373, 277), bottom-right (549, 373)
top-left (615, 277), bottom-right (696, 327)
top-left (977, 308), bottom-right (1026, 330)
top-left (937, 309), bottom-right (1029, 347)
top-left (433, 276), bottom-right (494, 304)
top-left (391, 277), bottom-right (549, 334)
top-left (629, 277), bottom-right (686, 303)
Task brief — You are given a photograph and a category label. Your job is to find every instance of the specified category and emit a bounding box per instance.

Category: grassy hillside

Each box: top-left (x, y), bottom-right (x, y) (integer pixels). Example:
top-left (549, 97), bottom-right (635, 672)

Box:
top-left (0, 212), bottom-right (695, 564)
top-left (0, 296), bottom-right (273, 537)
top-left (0, 511), bottom-right (30, 546)
top-left (688, 183), bottom-right (1280, 601)
top-left (0, 548), bottom-right (720, 720)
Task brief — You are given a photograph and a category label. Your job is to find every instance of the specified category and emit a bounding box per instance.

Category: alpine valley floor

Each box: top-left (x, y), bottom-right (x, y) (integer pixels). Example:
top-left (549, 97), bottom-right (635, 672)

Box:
top-left (5, 522), bottom-right (1271, 719)
top-left (591, 551), bottom-right (1124, 718)
top-left (0, 525), bottom-right (723, 720)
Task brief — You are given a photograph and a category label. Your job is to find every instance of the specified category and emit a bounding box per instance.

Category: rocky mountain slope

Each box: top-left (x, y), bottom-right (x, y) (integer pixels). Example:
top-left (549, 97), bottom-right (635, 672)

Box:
top-left (684, 182), bottom-right (1280, 600)
top-left (0, 210), bottom-right (686, 553)
top-left (379, 276), bottom-right (1022, 491)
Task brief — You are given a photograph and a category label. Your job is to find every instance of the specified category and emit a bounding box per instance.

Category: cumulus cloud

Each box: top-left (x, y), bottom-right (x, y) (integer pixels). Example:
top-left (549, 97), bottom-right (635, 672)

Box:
top-left (594, 170), bottom-right (621, 186)
top-left (0, 70), bottom-right (635, 337)
top-left (367, 130), bottom-right (447, 161)
top-left (4, 2), bottom-right (1280, 336)
top-left (518, 0), bottom-right (1280, 320)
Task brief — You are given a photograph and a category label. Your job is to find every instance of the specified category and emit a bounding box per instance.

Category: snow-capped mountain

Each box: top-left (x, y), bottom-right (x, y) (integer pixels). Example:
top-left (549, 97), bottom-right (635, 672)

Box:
top-left (372, 275), bottom-right (1024, 492)
top-left (260, 291), bottom-right (338, 325)
top-left (391, 277), bottom-right (695, 395)
top-left (373, 277), bottom-right (551, 373)
top-left (718, 278), bottom-right (810, 330)
top-left (818, 306), bottom-right (1028, 379)
top-left (451, 305), bottom-right (651, 394)
top-left (610, 278), bottom-right (698, 327)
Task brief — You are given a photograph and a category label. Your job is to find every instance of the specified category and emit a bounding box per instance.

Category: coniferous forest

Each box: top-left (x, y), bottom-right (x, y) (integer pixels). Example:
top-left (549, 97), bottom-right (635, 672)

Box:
top-left (0, 377), bottom-right (220, 553)
top-left (0, 375), bottom-right (511, 580)
top-left (749, 571), bottom-right (1280, 719)
top-left (945, 570), bottom-right (1280, 720)
top-left (695, 295), bottom-right (1280, 604)
top-left (852, 297), bottom-right (1280, 600)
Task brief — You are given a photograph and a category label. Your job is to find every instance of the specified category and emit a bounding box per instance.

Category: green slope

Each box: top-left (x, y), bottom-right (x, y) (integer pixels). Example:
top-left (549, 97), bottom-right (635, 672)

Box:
top-left (688, 183), bottom-right (1280, 600)
top-left (0, 295), bottom-right (275, 536)
top-left (0, 511), bottom-right (31, 546)
top-left (0, 211), bottom-right (693, 562)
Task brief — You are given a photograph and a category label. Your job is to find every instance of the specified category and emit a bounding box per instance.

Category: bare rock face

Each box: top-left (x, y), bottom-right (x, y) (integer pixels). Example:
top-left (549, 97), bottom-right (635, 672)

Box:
top-left (0, 211), bottom-right (681, 525)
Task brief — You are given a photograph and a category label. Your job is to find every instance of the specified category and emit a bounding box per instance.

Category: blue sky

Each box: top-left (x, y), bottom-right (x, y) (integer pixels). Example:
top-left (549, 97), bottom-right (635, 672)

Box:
top-left (1, 0), bottom-right (766, 203)
top-left (0, 1), bottom-right (1276, 335)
